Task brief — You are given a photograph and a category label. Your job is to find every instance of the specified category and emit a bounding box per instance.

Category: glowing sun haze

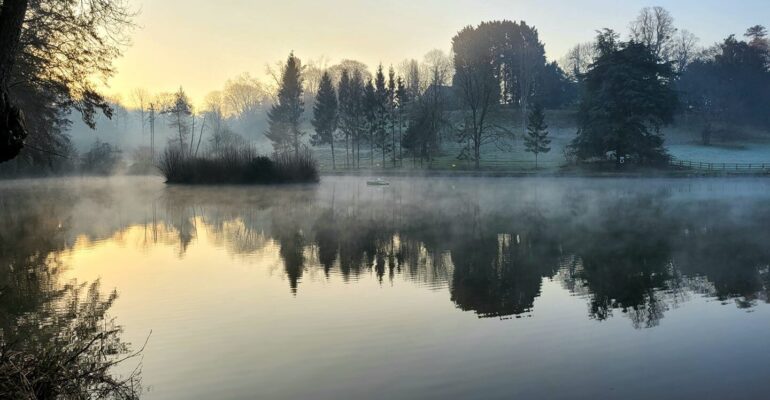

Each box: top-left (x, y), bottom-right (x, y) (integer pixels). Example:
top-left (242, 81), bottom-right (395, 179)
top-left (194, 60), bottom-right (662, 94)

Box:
top-left (108, 0), bottom-right (770, 106)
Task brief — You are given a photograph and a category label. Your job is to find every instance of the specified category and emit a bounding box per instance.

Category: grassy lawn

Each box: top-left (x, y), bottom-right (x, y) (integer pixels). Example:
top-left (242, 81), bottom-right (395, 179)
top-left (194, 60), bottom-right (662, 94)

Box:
top-left (309, 111), bottom-right (770, 173)
top-left (667, 142), bottom-right (770, 164)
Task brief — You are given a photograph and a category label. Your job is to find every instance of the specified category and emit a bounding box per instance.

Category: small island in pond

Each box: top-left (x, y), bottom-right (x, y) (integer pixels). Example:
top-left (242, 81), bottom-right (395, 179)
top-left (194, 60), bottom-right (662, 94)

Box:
top-left (159, 147), bottom-right (319, 184)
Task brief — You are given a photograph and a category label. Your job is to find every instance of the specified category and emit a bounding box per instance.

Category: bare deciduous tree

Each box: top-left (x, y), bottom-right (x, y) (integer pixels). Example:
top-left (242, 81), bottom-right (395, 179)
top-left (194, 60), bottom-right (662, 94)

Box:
top-left (397, 59), bottom-right (422, 98)
top-left (560, 42), bottom-right (597, 80)
top-left (671, 30), bottom-right (699, 74)
top-left (303, 55), bottom-right (330, 97)
top-left (131, 88), bottom-right (150, 137)
top-left (629, 6), bottom-right (677, 60)
top-left (223, 73), bottom-right (267, 118)
top-left (421, 49), bottom-right (454, 88)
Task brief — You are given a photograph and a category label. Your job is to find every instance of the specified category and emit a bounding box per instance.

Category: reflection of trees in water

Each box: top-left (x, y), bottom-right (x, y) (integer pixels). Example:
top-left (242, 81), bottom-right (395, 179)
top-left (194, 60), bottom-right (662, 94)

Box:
top-left (0, 186), bottom-right (142, 398)
top-left (9, 178), bottom-right (770, 331)
top-left (450, 233), bottom-right (544, 318)
top-left (1, 281), bottom-right (143, 399)
top-left (160, 185), bottom-right (318, 259)
top-left (272, 203), bottom-right (308, 294)
top-left (156, 182), bottom-right (770, 327)
top-left (558, 194), bottom-right (679, 328)
top-left (673, 202), bottom-right (770, 308)
top-left (0, 187), bottom-right (74, 323)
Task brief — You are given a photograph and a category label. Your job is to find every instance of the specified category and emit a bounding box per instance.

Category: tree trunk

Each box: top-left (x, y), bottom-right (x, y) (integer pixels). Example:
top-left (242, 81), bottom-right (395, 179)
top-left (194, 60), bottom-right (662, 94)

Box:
top-left (190, 115), bottom-right (195, 156)
top-left (294, 126), bottom-right (299, 159)
top-left (149, 107), bottom-right (155, 162)
top-left (398, 111), bottom-right (403, 167)
top-left (0, 0), bottom-right (30, 163)
top-left (176, 113), bottom-right (184, 150)
top-left (195, 115), bottom-right (205, 157)
top-left (331, 139), bottom-right (336, 170)
top-left (391, 121), bottom-right (396, 167)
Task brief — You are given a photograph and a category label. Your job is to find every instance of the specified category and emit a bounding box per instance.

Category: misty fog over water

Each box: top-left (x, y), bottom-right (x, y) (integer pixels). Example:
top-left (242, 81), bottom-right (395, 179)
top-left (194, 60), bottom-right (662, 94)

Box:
top-left (2, 176), bottom-right (770, 399)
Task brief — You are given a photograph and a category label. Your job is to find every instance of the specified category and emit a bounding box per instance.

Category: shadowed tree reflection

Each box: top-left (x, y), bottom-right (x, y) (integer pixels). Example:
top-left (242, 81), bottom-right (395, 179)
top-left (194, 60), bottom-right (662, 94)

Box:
top-left (145, 180), bottom-right (770, 328)
top-left (273, 209), bottom-right (307, 294)
top-left (313, 209), bottom-right (339, 276)
top-left (560, 194), bottom-right (679, 328)
top-left (450, 233), bottom-right (543, 318)
top-left (8, 178), bottom-right (770, 331)
top-left (674, 203), bottom-right (770, 307)
top-left (0, 185), bottom-right (143, 399)
top-left (154, 180), bottom-right (770, 327)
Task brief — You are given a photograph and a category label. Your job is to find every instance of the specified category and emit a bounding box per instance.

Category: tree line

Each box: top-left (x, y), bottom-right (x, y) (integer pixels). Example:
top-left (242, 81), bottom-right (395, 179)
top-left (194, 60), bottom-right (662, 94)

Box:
top-left (1, 3), bottom-right (768, 173)
top-left (266, 20), bottom-right (570, 170)
top-left (267, 7), bottom-right (768, 169)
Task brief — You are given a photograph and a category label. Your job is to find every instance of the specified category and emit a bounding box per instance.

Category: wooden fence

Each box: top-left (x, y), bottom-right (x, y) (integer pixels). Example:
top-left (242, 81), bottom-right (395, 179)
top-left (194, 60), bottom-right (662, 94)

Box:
top-left (669, 158), bottom-right (770, 173)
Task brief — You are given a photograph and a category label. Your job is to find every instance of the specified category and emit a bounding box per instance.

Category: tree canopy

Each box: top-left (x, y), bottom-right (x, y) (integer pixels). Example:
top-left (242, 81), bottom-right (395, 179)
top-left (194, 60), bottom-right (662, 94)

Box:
top-left (678, 30), bottom-right (770, 132)
top-left (571, 30), bottom-right (678, 165)
top-left (311, 71), bottom-right (338, 168)
top-left (266, 52), bottom-right (305, 157)
top-left (1, 0), bottom-right (134, 165)
top-left (524, 104), bottom-right (551, 168)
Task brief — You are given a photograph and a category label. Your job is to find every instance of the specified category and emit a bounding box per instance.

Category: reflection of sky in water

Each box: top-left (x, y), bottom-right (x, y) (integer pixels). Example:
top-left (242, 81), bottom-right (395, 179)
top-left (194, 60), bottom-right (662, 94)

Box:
top-left (2, 176), bottom-right (770, 399)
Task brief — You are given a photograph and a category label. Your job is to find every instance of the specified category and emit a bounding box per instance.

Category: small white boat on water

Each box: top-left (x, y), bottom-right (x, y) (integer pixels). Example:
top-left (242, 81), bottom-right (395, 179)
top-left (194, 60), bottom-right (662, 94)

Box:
top-left (366, 178), bottom-right (390, 186)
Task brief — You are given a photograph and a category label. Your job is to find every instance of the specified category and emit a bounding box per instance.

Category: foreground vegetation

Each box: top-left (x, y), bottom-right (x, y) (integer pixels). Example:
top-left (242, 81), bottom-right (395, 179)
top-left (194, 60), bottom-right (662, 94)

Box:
top-left (158, 147), bottom-right (319, 184)
top-left (0, 282), bottom-right (143, 399)
top-left (0, 188), bottom-right (145, 399)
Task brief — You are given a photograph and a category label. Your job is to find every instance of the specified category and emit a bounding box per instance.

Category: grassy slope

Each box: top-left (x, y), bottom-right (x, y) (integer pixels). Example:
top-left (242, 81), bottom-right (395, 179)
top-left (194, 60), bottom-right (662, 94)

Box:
top-left (309, 109), bottom-right (770, 171)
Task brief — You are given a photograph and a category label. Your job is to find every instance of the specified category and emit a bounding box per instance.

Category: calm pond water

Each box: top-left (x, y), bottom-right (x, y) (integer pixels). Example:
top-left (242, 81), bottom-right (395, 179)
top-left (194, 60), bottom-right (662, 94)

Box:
top-left (2, 176), bottom-right (770, 399)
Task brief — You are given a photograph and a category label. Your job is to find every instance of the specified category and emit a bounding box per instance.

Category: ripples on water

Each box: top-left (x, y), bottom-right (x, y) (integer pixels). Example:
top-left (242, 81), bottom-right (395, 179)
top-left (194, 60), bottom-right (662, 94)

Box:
top-left (1, 176), bottom-right (770, 399)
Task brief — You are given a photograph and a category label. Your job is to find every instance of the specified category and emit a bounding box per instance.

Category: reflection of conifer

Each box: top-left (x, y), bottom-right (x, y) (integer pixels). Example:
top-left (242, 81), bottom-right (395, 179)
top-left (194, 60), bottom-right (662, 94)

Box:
top-left (313, 210), bottom-right (339, 276)
top-left (279, 230), bottom-right (305, 295)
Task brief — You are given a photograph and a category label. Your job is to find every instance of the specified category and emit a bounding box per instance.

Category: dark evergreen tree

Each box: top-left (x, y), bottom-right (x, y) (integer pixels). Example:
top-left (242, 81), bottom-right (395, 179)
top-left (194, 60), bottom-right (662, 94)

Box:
top-left (571, 30), bottom-right (677, 167)
top-left (524, 104), bottom-right (551, 169)
top-left (395, 76), bottom-right (409, 166)
top-left (678, 32), bottom-right (770, 133)
top-left (532, 61), bottom-right (577, 109)
top-left (402, 102), bottom-right (431, 164)
top-left (387, 66), bottom-right (398, 166)
top-left (337, 69), bottom-right (352, 167)
top-left (350, 71), bottom-right (365, 168)
top-left (363, 78), bottom-right (377, 166)
top-left (745, 25), bottom-right (769, 50)
top-left (373, 64), bottom-right (390, 166)
top-left (311, 71), bottom-right (338, 169)
top-left (266, 52), bottom-right (305, 157)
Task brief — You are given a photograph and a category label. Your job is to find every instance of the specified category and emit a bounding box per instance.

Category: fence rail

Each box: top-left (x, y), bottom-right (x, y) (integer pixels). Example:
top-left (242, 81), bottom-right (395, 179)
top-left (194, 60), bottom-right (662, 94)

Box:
top-left (317, 158), bottom-right (561, 171)
top-left (316, 151), bottom-right (770, 174)
top-left (669, 158), bottom-right (770, 173)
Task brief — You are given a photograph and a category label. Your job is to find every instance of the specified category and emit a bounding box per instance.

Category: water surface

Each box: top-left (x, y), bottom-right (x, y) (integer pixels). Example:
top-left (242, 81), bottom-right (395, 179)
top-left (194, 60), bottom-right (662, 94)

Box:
top-left (2, 176), bottom-right (770, 399)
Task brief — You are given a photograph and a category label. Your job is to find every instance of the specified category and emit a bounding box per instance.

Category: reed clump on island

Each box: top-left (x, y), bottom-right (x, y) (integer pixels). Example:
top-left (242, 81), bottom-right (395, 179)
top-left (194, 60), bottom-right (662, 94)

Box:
top-left (158, 146), bottom-right (319, 184)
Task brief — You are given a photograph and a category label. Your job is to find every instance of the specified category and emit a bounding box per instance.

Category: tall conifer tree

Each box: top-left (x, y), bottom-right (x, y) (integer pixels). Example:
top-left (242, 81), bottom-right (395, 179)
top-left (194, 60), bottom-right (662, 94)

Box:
top-left (524, 103), bottom-right (551, 169)
top-left (267, 52), bottom-right (305, 157)
top-left (312, 71), bottom-right (338, 169)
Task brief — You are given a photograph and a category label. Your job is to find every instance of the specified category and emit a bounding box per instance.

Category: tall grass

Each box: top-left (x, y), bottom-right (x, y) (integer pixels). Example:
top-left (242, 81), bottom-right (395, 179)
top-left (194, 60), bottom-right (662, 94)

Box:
top-left (158, 146), bottom-right (319, 184)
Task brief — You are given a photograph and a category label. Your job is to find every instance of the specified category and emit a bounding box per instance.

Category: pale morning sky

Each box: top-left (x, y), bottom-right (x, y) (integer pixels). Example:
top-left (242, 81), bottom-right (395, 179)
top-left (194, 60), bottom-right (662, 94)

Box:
top-left (107, 0), bottom-right (769, 105)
